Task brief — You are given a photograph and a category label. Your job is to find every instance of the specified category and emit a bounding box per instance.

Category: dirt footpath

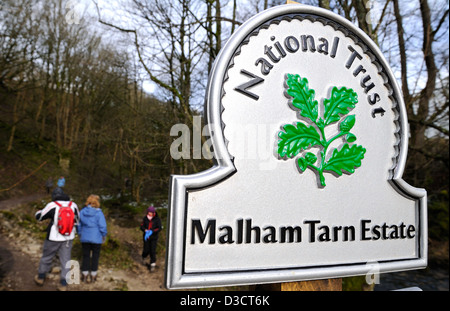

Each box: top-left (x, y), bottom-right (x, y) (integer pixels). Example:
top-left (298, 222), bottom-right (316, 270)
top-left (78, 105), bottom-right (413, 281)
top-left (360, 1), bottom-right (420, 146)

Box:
top-left (0, 194), bottom-right (167, 291)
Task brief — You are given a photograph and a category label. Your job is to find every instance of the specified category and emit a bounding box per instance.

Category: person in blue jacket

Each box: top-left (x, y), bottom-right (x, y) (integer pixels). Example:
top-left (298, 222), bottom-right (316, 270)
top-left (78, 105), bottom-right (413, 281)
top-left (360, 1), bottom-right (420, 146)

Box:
top-left (57, 176), bottom-right (65, 188)
top-left (78, 194), bottom-right (107, 283)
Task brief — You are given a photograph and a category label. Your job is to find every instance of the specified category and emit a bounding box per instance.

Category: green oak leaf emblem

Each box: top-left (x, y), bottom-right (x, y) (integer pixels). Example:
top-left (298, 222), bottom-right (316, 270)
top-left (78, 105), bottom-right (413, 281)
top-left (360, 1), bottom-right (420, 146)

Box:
top-left (277, 74), bottom-right (366, 187)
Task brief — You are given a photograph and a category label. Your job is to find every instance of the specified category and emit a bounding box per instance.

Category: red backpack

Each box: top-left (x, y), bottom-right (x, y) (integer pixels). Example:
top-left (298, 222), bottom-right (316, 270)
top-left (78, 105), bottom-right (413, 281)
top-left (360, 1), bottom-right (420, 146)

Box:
top-left (55, 201), bottom-right (74, 236)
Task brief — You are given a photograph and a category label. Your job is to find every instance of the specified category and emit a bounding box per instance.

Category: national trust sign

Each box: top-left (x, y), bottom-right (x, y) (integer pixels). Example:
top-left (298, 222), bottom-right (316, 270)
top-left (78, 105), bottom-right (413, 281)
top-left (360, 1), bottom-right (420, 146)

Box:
top-left (165, 4), bottom-right (427, 289)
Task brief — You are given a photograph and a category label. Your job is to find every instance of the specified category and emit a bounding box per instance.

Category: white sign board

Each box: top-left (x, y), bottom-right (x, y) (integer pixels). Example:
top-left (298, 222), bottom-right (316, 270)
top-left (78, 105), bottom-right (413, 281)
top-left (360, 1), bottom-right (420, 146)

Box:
top-left (165, 4), bottom-right (427, 289)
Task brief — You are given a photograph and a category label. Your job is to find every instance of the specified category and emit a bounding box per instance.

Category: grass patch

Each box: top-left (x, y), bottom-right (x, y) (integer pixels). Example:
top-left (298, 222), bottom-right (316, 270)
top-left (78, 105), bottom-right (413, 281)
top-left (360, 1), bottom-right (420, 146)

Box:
top-left (0, 210), bottom-right (16, 220)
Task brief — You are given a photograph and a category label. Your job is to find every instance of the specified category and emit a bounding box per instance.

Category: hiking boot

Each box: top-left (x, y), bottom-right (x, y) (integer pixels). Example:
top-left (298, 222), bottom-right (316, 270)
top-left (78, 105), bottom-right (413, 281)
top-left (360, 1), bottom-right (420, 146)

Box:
top-left (57, 279), bottom-right (68, 291)
top-left (34, 275), bottom-right (45, 286)
top-left (81, 272), bottom-right (92, 283)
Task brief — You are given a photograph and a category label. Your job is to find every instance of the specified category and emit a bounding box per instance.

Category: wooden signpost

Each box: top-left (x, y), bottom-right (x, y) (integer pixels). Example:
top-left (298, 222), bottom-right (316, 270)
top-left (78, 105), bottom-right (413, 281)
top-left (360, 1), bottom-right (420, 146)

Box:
top-left (259, 278), bottom-right (342, 291)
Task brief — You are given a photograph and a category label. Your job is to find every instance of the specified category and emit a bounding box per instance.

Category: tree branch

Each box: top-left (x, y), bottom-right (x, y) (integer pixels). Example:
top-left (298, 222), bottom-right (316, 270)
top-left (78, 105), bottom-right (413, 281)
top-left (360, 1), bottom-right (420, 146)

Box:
top-left (93, 0), bottom-right (185, 107)
top-left (432, 8), bottom-right (449, 37)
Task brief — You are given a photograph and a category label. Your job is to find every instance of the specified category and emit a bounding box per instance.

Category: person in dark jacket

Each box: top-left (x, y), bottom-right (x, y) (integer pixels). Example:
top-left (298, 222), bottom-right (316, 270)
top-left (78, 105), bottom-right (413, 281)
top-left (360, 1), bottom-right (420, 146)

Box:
top-left (140, 205), bottom-right (161, 271)
top-left (78, 194), bottom-right (107, 283)
top-left (45, 177), bottom-right (53, 194)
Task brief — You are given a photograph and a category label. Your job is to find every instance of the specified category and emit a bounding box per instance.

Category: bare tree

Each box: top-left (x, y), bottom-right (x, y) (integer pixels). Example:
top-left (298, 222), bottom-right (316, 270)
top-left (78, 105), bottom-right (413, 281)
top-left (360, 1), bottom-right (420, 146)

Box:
top-left (389, 0), bottom-right (449, 189)
top-left (0, 0), bottom-right (39, 151)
